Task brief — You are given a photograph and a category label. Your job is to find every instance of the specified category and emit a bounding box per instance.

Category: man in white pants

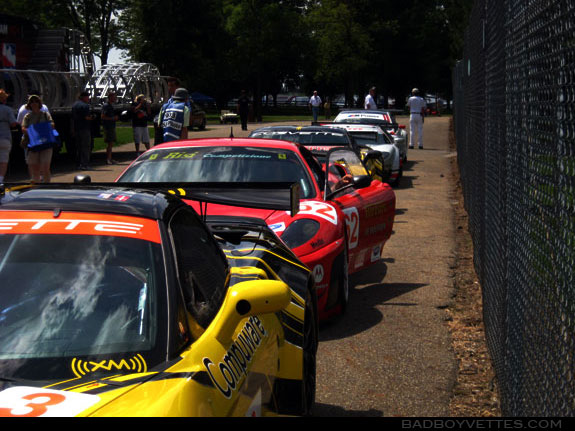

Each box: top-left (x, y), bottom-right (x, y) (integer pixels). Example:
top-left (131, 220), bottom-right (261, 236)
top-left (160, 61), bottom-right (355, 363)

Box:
top-left (407, 88), bottom-right (426, 149)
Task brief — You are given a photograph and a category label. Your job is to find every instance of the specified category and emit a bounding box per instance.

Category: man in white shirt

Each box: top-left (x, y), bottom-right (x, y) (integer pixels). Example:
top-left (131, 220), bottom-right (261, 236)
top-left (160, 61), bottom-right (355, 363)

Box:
top-left (309, 90), bottom-right (322, 122)
top-left (407, 88), bottom-right (426, 149)
top-left (364, 87), bottom-right (377, 110)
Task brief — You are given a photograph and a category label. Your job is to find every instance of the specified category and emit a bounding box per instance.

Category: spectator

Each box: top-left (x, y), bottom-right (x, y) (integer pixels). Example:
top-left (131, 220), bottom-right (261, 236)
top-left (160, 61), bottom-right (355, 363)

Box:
top-left (16, 90), bottom-right (50, 124)
top-left (20, 95), bottom-right (56, 183)
top-left (407, 88), bottom-right (426, 149)
top-left (0, 89), bottom-right (18, 184)
top-left (237, 90), bottom-right (250, 131)
top-left (309, 90), bottom-right (322, 123)
top-left (101, 91), bottom-right (119, 165)
top-left (158, 88), bottom-right (190, 142)
top-left (131, 94), bottom-right (151, 155)
top-left (72, 91), bottom-right (94, 170)
top-left (364, 87), bottom-right (378, 110)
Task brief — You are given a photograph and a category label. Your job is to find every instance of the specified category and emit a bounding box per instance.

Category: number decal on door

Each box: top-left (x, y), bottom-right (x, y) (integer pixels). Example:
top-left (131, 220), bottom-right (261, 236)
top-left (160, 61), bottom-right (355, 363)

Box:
top-left (343, 207), bottom-right (359, 249)
top-left (0, 387), bottom-right (100, 417)
top-left (292, 201), bottom-right (338, 225)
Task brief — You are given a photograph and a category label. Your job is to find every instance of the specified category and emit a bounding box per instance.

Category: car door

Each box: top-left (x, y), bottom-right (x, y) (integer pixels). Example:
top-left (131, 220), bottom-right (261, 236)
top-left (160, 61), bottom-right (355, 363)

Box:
top-left (324, 148), bottom-right (395, 273)
top-left (168, 207), bottom-right (281, 416)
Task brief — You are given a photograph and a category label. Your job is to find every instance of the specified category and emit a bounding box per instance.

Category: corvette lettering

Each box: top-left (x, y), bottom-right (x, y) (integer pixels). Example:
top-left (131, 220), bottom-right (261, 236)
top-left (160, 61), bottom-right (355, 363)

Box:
top-left (203, 316), bottom-right (266, 398)
top-left (0, 212), bottom-right (161, 243)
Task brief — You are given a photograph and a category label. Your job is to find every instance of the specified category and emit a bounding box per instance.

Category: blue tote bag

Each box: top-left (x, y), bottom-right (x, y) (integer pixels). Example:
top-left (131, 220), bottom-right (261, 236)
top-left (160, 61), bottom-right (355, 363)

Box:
top-left (27, 121), bottom-right (59, 152)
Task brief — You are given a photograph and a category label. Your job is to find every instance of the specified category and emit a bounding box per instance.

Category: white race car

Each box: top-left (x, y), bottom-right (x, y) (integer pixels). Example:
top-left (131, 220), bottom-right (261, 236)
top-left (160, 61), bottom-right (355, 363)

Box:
top-left (333, 110), bottom-right (409, 163)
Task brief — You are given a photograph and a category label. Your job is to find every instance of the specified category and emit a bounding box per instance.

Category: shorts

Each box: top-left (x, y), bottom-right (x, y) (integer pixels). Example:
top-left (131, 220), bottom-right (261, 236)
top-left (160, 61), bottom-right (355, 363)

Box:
top-left (133, 126), bottom-right (150, 144)
top-left (26, 147), bottom-right (53, 165)
top-left (104, 127), bottom-right (116, 143)
top-left (0, 138), bottom-right (11, 163)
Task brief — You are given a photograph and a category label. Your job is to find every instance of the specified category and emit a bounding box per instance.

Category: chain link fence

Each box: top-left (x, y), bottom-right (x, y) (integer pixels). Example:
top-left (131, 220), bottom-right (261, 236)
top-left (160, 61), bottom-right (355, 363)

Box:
top-left (453, 0), bottom-right (575, 416)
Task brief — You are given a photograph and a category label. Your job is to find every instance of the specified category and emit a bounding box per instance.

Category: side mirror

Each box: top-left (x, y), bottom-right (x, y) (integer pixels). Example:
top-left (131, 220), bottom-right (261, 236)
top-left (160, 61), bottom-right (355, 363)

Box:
top-left (211, 280), bottom-right (291, 343)
top-left (353, 174), bottom-right (372, 189)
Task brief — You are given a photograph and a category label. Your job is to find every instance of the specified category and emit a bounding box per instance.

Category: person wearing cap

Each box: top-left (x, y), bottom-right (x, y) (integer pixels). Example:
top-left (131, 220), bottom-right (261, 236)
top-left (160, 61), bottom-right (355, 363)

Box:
top-left (0, 89), bottom-right (19, 183)
top-left (364, 87), bottom-right (378, 110)
top-left (16, 90), bottom-right (50, 124)
top-left (101, 90), bottom-right (119, 165)
top-left (72, 91), bottom-right (94, 170)
top-left (158, 88), bottom-right (190, 142)
top-left (407, 88), bottom-right (427, 149)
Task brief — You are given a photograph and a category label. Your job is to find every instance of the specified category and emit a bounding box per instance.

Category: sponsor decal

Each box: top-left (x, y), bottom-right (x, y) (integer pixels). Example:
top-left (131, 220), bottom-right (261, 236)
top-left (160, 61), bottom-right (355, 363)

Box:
top-left (355, 249), bottom-right (366, 269)
top-left (203, 316), bottom-right (267, 398)
top-left (268, 222), bottom-right (286, 233)
top-left (71, 355), bottom-right (148, 378)
top-left (0, 212), bottom-right (161, 243)
top-left (0, 387), bottom-right (100, 417)
top-left (203, 153), bottom-right (271, 159)
top-left (312, 264), bottom-right (324, 283)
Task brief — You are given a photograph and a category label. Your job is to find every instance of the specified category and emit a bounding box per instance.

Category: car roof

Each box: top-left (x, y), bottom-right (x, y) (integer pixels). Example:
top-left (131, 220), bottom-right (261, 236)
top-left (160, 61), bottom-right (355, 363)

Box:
top-left (325, 123), bottom-right (383, 133)
top-left (0, 184), bottom-right (180, 220)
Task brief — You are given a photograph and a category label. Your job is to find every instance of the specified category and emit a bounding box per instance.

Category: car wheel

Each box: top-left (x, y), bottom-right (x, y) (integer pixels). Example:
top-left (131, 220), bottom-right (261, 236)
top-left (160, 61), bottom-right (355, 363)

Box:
top-left (274, 286), bottom-right (318, 416)
top-left (393, 167), bottom-right (403, 187)
top-left (326, 244), bottom-right (349, 313)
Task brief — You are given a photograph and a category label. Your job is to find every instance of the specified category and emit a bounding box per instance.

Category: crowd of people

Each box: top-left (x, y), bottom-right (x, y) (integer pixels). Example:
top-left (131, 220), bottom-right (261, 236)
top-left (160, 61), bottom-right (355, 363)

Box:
top-left (0, 82), bottom-right (428, 184)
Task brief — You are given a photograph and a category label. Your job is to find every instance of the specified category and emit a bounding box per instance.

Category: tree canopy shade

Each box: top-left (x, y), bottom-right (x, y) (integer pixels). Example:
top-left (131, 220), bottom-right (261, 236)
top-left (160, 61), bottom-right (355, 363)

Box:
top-left (0, 0), bottom-right (473, 108)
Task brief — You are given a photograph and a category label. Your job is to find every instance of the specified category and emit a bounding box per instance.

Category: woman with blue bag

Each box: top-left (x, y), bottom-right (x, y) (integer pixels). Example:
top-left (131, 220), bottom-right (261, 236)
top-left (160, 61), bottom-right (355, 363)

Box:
top-left (21, 95), bottom-right (58, 183)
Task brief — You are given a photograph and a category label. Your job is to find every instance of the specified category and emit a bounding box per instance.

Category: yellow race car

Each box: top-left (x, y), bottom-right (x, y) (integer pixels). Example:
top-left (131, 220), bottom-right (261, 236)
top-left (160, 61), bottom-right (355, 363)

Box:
top-left (0, 182), bottom-right (318, 417)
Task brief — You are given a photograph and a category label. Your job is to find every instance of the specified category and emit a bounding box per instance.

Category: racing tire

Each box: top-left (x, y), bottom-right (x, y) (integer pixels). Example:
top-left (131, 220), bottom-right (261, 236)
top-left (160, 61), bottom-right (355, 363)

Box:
top-left (275, 287), bottom-right (318, 416)
top-left (326, 244), bottom-right (349, 314)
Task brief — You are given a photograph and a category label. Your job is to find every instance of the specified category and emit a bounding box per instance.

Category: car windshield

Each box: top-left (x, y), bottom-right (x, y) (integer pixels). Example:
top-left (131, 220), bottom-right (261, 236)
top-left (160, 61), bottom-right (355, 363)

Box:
top-left (118, 146), bottom-right (316, 199)
top-left (349, 132), bottom-right (385, 147)
top-left (0, 220), bottom-right (167, 382)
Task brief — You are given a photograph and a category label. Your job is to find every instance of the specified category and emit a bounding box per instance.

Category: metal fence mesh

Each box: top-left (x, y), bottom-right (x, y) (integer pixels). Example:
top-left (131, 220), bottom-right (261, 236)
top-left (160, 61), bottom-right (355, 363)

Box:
top-left (453, 0), bottom-right (575, 416)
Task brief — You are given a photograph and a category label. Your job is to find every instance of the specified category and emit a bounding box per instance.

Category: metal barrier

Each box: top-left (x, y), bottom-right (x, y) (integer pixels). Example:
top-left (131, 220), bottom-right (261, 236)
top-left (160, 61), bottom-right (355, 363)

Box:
top-left (453, 0), bottom-right (575, 416)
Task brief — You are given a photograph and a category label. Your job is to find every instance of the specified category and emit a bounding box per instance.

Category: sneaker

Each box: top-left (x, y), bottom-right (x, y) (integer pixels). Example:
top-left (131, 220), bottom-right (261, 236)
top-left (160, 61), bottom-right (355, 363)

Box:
top-left (106, 159), bottom-right (118, 165)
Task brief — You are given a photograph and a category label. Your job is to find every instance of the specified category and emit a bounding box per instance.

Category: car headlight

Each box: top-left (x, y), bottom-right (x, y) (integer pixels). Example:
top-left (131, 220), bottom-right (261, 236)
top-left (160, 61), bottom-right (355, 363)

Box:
top-left (280, 219), bottom-right (321, 249)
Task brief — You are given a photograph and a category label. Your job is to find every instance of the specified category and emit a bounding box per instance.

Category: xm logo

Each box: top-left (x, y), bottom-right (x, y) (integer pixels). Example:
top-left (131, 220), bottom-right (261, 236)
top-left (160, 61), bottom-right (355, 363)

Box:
top-left (71, 355), bottom-right (147, 378)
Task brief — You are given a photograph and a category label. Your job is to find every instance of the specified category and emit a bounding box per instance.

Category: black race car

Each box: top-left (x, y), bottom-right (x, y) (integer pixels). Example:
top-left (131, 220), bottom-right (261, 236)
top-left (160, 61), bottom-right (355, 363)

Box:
top-left (0, 181), bottom-right (317, 417)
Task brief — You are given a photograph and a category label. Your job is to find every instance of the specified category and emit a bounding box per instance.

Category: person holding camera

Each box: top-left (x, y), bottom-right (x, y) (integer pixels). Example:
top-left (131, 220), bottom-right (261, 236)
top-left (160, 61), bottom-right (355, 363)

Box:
top-left (131, 94), bottom-right (151, 154)
top-left (72, 91), bottom-right (94, 170)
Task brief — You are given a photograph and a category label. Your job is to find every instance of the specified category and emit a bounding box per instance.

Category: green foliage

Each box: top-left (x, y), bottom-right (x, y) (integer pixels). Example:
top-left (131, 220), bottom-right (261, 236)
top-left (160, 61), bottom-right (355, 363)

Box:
top-left (1, 0), bottom-right (474, 108)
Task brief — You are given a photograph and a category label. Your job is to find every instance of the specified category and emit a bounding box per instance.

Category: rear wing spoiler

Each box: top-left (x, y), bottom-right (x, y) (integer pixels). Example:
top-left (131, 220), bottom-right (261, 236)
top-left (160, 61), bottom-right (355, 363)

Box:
top-left (1, 180), bottom-right (301, 216)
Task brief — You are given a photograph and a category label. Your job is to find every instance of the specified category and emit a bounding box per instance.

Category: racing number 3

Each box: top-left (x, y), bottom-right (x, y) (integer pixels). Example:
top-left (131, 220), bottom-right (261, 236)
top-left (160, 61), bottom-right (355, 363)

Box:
top-left (0, 392), bottom-right (66, 417)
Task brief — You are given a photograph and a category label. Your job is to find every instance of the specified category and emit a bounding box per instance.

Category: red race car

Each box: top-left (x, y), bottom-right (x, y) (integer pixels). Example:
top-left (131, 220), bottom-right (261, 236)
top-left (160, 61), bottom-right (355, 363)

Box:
top-left (116, 138), bottom-right (396, 321)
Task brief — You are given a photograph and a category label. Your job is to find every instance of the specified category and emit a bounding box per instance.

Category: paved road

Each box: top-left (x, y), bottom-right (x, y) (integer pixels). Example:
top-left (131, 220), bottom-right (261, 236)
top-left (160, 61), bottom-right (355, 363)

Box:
top-left (5, 116), bottom-right (458, 417)
top-left (313, 116), bottom-right (458, 416)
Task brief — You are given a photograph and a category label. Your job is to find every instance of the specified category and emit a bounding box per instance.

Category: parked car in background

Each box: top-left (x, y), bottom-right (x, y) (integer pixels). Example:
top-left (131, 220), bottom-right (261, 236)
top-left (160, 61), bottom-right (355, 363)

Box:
top-left (220, 110), bottom-right (239, 124)
top-left (190, 102), bottom-right (207, 130)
